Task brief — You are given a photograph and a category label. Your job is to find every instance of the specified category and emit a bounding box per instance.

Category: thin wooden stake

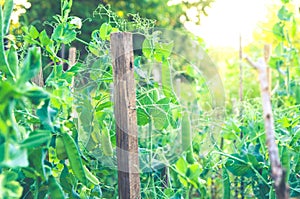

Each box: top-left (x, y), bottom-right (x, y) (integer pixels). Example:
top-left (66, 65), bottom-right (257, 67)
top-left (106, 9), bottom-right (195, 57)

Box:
top-left (264, 44), bottom-right (272, 95)
top-left (245, 45), bottom-right (289, 199)
top-left (239, 34), bottom-right (243, 107)
top-left (68, 47), bottom-right (78, 119)
top-left (31, 68), bottom-right (44, 87)
top-left (68, 47), bottom-right (77, 68)
top-left (111, 32), bottom-right (141, 199)
top-left (239, 34), bottom-right (245, 199)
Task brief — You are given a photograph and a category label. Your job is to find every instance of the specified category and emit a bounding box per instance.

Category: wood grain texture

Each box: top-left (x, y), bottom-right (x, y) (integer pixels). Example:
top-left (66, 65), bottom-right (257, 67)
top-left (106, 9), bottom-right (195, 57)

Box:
top-left (31, 68), bottom-right (44, 87)
top-left (111, 32), bottom-right (140, 199)
top-left (245, 45), bottom-right (289, 199)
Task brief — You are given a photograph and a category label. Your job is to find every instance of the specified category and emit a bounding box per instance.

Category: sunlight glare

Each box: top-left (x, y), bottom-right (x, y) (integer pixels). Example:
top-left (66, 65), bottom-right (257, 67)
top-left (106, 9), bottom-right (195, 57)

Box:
top-left (184, 0), bottom-right (276, 48)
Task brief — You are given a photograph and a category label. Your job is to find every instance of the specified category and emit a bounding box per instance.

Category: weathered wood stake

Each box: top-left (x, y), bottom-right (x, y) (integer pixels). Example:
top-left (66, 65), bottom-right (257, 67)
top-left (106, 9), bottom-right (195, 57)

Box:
top-left (31, 68), bottom-right (44, 87)
top-left (245, 45), bottom-right (289, 199)
top-left (110, 32), bottom-right (141, 199)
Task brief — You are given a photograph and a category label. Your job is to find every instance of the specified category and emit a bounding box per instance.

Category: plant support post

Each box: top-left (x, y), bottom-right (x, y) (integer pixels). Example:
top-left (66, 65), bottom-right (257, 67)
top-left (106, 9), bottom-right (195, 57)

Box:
top-left (245, 44), bottom-right (289, 199)
top-left (111, 32), bottom-right (141, 199)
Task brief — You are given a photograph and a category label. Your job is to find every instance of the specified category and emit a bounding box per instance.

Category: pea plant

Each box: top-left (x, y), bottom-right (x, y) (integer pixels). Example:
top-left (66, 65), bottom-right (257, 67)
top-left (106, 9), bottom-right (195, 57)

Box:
top-left (1, 0), bottom-right (299, 198)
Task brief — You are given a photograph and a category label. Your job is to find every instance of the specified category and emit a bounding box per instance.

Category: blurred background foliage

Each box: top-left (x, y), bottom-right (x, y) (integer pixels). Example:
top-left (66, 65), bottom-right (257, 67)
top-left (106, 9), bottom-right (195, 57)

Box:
top-left (17, 0), bottom-right (214, 55)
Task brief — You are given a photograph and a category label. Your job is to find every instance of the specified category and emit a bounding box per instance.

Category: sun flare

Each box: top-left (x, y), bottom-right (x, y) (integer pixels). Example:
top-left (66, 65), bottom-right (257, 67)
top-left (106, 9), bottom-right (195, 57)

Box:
top-left (184, 0), bottom-right (277, 48)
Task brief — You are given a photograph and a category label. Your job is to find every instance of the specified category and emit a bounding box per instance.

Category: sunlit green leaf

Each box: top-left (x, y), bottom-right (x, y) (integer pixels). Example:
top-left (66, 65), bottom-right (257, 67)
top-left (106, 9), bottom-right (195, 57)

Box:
top-left (269, 56), bottom-right (284, 69)
top-left (39, 30), bottom-right (51, 46)
top-left (29, 26), bottom-right (39, 39)
top-left (277, 6), bottom-right (293, 21)
top-left (154, 41), bottom-right (174, 62)
top-left (178, 176), bottom-right (188, 188)
top-left (142, 38), bottom-right (153, 59)
top-left (137, 108), bottom-right (149, 126)
top-left (175, 157), bottom-right (188, 175)
top-left (187, 163), bottom-right (202, 180)
top-left (272, 22), bottom-right (285, 40)
top-left (99, 23), bottom-right (113, 41)
top-left (281, 0), bottom-right (289, 4)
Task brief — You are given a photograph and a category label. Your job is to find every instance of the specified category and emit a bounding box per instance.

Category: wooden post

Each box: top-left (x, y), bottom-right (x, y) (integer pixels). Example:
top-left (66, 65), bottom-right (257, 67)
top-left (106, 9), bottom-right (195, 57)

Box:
top-left (68, 47), bottom-right (76, 68)
top-left (68, 47), bottom-right (78, 119)
top-left (238, 34), bottom-right (245, 199)
top-left (245, 46), bottom-right (289, 199)
top-left (110, 32), bottom-right (140, 199)
top-left (31, 68), bottom-right (44, 87)
top-left (264, 44), bottom-right (272, 95)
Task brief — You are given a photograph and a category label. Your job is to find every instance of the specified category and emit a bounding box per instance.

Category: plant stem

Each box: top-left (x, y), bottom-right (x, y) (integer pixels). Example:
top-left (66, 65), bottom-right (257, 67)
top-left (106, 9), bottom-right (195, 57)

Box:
top-left (75, 37), bottom-right (90, 46)
top-left (149, 118), bottom-right (152, 167)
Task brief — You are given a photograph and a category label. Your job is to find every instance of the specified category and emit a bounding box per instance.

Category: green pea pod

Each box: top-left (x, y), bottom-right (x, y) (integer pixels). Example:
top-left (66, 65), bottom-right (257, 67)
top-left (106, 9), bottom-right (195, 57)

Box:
top-left (7, 46), bottom-right (18, 79)
top-left (181, 111), bottom-right (191, 151)
top-left (48, 175), bottom-right (65, 199)
top-left (181, 111), bottom-right (195, 164)
top-left (91, 119), bottom-right (101, 144)
top-left (161, 60), bottom-right (173, 97)
top-left (20, 130), bottom-right (51, 149)
top-left (3, 0), bottom-right (13, 35)
top-left (0, 6), bottom-right (9, 75)
top-left (56, 135), bottom-right (67, 160)
top-left (61, 132), bottom-right (88, 185)
top-left (83, 165), bottom-right (100, 185)
top-left (222, 168), bottom-right (230, 199)
top-left (161, 60), bottom-right (177, 103)
top-left (101, 128), bottom-right (113, 157)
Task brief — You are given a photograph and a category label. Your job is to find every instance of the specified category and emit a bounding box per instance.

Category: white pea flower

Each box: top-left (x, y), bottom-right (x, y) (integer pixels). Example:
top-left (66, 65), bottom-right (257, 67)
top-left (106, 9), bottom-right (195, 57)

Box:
top-left (70, 17), bottom-right (82, 29)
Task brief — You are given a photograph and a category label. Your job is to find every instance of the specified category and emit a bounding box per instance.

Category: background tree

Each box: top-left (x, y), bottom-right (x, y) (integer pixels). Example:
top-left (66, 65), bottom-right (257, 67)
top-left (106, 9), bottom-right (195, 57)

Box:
top-left (22, 0), bottom-right (214, 55)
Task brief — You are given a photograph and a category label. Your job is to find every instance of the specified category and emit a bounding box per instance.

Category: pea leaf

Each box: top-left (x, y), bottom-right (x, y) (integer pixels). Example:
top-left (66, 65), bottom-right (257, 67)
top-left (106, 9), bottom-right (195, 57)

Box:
top-left (19, 46), bottom-right (42, 84)
top-left (142, 38), bottom-right (153, 59)
top-left (187, 163), bottom-right (202, 180)
top-left (39, 30), bottom-right (51, 46)
top-left (28, 148), bottom-right (47, 180)
top-left (280, 146), bottom-right (290, 181)
top-left (48, 175), bottom-right (65, 199)
top-left (225, 154), bottom-right (254, 177)
top-left (277, 6), bottom-right (293, 21)
top-left (272, 22), bottom-right (285, 40)
top-left (291, 18), bottom-right (297, 38)
top-left (20, 130), bottom-right (51, 149)
top-left (269, 56), bottom-right (284, 69)
top-left (154, 41), bottom-right (174, 62)
top-left (99, 23), bottom-right (113, 41)
top-left (175, 157), bottom-right (188, 175)
top-left (36, 99), bottom-right (57, 131)
top-left (25, 87), bottom-right (49, 105)
top-left (52, 24), bottom-right (76, 44)
top-left (137, 108), bottom-right (149, 126)
top-left (281, 0), bottom-right (289, 4)
top-left (29, 26), bottom-right (39, 39)
top-left (0, 171), bottom-right (23, 198)
top-left (0, 142), bottom-right (29, 168)
top-left (150, 98), bottom-right (170, 130)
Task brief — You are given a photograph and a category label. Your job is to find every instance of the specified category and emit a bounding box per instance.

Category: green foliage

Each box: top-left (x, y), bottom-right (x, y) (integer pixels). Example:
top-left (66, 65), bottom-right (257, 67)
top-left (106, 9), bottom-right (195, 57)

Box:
top-left (2, 0), bottom-right (300, 198)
